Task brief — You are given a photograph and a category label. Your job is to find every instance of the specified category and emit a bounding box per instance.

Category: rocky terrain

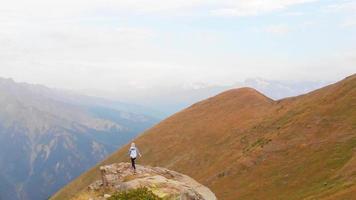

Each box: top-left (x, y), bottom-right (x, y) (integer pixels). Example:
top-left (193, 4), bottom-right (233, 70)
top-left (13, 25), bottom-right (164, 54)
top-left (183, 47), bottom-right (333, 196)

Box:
top-left (73, 162), bottom-right (216, 200)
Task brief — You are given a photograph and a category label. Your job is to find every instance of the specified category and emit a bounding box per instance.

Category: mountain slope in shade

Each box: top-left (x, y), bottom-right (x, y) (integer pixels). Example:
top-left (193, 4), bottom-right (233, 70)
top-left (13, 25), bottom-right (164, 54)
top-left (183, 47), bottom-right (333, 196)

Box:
top-left (0, 78), bottom-right (158, 200)
top-left (52, 74), bottom-right (356, 200)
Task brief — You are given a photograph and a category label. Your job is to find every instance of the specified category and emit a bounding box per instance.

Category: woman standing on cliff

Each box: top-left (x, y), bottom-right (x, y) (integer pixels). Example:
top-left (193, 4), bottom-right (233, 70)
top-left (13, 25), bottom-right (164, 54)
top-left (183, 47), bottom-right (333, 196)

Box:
top-left (129, 142), bottom-right (142, 174)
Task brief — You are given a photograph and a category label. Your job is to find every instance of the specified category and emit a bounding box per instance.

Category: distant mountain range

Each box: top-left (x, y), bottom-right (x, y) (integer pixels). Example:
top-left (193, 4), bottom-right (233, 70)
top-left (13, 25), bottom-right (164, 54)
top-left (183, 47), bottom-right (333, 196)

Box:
top-left (54, 74), bottom-right (356, 200)
top-left (98, 78), bottom-right (329, 117)
top-left (0, 78), bottom-right (158, 200)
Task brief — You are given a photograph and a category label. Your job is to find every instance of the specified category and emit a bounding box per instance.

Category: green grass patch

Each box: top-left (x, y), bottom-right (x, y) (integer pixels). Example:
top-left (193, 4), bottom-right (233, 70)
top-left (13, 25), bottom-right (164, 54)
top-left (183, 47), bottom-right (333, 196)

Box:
top-left (108, 188), bottom-right (163, 200)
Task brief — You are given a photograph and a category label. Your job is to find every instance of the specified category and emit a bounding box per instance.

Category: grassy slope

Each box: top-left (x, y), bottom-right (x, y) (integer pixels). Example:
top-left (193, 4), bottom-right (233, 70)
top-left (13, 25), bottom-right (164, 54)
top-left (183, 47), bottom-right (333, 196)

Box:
top-left (51, 74), bottom-right (356, 200)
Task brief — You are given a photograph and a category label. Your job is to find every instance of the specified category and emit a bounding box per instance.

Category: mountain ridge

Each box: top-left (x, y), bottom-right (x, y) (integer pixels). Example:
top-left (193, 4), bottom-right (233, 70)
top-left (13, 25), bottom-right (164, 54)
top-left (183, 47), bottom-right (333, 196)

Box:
top-left (52, 74), bottom-right (355, 200)
top-left (0, 77), bottom-right (158, 200)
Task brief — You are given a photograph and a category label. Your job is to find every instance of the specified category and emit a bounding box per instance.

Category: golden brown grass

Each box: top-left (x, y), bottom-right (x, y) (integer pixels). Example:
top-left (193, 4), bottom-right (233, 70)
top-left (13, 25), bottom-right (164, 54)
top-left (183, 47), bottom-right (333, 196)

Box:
top-left (71, 190), bottom-right (97, 200)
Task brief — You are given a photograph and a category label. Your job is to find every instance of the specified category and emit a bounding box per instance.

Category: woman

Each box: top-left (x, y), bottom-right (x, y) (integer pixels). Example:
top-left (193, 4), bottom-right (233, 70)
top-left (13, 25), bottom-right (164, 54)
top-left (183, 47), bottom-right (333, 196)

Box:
top-left (128, 142), bottom-right (141, 173)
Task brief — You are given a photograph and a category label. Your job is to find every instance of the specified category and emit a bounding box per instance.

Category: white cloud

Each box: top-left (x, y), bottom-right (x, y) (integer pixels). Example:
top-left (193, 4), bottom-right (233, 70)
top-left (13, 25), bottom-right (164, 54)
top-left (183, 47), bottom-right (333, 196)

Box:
top-left (0, 0), bottom-right (354, 97)
top-left (264, 24), bottom-right (291, 35)
top-left (0, 0), bottom-right (319, 19)
top-left (0, 0), bottom-right (207, 19)
top-left (323, 1), bottom-right (356, 28)
top-left (282, 11), bottom-right (305, 16)
top-left (341, 19), bottom-right (356, 28)
top-left (210, 0), bottom-right (318, 17)
top-left (324, 0), bottom-right (356, 13)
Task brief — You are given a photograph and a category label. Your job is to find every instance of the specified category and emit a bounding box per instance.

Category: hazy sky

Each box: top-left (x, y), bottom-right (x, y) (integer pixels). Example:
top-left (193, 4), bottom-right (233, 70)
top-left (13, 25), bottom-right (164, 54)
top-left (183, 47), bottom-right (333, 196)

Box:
top-left (0, 0), bottom-right (355, 94)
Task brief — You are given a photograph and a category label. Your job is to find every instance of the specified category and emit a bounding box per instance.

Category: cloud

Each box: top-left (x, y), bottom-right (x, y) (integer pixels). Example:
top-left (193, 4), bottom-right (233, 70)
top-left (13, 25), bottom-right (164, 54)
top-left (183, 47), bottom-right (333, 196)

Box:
top-left (323, 1), bottom-right (356, 28)
top-left (0, 0), bottom-right (354, 97)
top-left (264, 24), bottom-right (291, 35)
top-left (282, 11), bottom-right (305, 16)
top-left (210, 0), bottom-right (318, 17)
top-left (324, 0), bottom-right (356, 13)
top-left (0, 0), bottom-right (319, 19)
top-left (341, 19), bottom-right (356, 28)
top-left (0, 0), bottom-right (207, 19)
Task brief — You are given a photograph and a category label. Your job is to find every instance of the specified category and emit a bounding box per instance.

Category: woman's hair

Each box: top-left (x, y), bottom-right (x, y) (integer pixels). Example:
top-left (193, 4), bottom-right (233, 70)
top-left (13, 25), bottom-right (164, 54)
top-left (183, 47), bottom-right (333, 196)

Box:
top-left (131, 142), bottom-right (135, 147)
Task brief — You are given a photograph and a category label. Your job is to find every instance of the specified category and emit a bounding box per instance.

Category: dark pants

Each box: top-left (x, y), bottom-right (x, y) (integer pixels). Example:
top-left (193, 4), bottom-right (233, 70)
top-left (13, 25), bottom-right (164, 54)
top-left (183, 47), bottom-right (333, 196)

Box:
top-left (131, 157), bottom-right (136, 170)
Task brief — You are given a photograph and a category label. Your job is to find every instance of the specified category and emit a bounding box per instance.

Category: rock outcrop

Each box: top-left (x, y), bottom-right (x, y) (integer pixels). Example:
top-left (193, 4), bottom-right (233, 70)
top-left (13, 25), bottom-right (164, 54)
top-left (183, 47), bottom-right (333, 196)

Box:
top-left (87, 162), bottom-right (217, 200)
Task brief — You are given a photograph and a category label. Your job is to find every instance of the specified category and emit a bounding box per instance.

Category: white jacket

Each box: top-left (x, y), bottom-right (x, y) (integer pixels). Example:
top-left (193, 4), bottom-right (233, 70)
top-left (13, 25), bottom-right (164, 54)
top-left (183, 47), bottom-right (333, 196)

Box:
top-left (129, 147), bottom-right (140, 158)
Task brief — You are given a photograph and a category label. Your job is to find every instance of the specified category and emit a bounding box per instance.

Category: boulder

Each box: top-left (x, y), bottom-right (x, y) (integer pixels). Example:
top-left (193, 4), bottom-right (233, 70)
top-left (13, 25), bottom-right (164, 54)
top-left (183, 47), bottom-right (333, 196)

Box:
top-left (88, 162), bottom-right (217, 200)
